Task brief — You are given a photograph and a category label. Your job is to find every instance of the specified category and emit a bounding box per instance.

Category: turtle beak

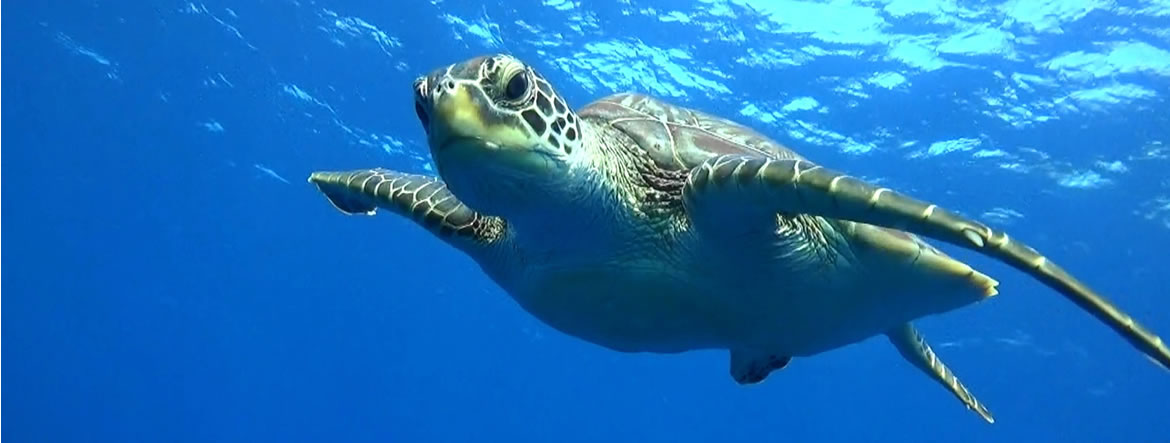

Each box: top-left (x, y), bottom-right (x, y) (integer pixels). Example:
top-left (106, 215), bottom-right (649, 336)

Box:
top-left (418, 75), bottom-right (531, 157)
top-left (413, 69), bottom-right (487, 151)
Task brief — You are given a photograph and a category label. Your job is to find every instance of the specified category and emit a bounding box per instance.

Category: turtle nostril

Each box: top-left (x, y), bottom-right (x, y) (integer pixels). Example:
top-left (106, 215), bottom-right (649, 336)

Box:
top-left (443, 79), bottom-right (456, 91)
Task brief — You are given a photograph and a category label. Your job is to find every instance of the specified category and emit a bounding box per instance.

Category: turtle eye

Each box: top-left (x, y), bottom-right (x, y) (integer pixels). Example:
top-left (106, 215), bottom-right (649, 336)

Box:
top-left (504, 72), bottom-right (529, 101)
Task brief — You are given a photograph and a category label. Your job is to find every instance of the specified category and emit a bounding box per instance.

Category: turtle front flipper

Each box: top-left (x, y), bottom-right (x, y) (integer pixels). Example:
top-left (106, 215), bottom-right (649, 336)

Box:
top-left (682, 154), bottom-right (1170, 371)
top-left (309, 169), bottom-right (506, 248)
top-left (888, 323), bottom-right (993, 423)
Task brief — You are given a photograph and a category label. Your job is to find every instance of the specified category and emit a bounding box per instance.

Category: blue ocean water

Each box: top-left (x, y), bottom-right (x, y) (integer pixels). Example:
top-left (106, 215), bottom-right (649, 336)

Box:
top-left (4, 0), bottom-right (1170, 441)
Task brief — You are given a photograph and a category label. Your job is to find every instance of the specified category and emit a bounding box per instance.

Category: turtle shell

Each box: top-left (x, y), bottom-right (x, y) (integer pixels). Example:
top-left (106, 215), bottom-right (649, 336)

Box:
top-left (580, 92), bottom-right (984, 287)
top-left (576, 92), bottom-right (807, 172)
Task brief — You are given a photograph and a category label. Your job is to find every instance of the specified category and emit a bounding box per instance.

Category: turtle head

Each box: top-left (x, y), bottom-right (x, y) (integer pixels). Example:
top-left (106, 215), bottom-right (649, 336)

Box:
top-left (413, 54), bottom-right (585, 216)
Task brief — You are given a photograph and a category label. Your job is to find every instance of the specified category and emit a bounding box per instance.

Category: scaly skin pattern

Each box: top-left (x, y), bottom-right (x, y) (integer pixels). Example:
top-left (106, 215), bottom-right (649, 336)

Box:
top-left (309, 54), bottom-right (1168, 423)
top-left (683, 154), bottom-right (1170, 370)
top-left (308, 169), bottom-right (505, 249)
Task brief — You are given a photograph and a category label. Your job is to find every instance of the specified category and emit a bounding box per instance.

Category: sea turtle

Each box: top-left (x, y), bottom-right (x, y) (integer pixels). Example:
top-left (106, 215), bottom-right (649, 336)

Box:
top-left (309, 54), bottom-right (1169, 422)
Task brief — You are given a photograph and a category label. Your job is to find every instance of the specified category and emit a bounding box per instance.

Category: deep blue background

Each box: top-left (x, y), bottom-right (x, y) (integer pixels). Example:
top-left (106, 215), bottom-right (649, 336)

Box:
top-left (5, 1), bottom-right (1169, 442)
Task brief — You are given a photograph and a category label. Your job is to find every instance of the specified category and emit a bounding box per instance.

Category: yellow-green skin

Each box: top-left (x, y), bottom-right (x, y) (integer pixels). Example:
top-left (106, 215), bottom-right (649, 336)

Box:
top-left (309, 54), bottom-right (1169, 424)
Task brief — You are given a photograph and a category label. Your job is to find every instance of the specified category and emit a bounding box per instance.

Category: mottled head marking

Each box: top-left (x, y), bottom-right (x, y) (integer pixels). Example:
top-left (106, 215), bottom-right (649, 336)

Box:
top-left (412, 54), bottom-right (582, 160)
top-left (411, 54), bottom-right (585, 216)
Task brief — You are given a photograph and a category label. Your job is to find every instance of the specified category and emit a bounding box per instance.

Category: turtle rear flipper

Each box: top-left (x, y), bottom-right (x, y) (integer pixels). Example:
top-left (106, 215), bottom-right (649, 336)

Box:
top-left (309, 169), bottom-right (506, 248)
top-left (888, 323), bottom-right (993, 423)
top-left (682, 154), bottom-right (1170, 371)
top-left (729, 350), bottom-right (791, 385)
